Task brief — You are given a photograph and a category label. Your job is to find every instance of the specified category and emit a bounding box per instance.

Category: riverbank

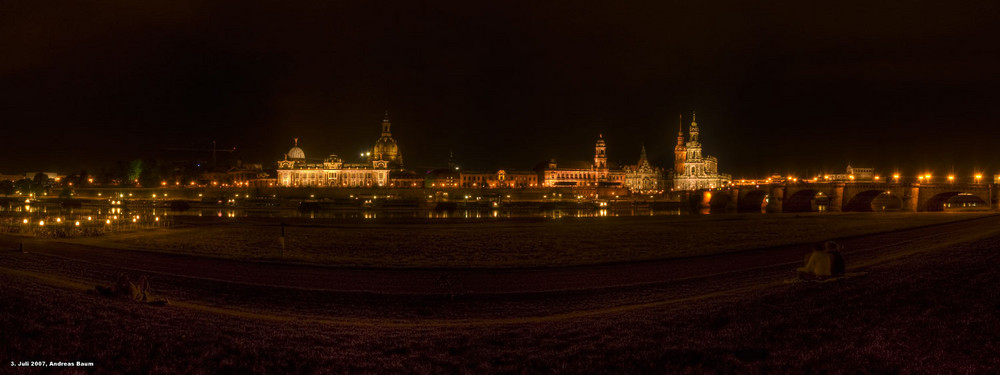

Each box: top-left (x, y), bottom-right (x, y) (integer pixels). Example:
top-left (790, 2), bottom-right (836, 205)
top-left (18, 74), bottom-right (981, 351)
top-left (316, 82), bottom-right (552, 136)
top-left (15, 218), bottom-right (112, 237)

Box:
top-left (64, 212), bottom-right (992, 268)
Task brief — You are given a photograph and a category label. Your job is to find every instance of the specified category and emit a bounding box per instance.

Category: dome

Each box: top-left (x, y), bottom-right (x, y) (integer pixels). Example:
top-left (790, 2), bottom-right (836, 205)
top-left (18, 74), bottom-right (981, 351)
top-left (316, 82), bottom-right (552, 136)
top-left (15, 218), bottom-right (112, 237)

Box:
top-left (286, 138), bottom-right (305, 160)
top-left (287, 147), bottom-right (305, 160)
top-left (373, 136), bottom-right (399, 161)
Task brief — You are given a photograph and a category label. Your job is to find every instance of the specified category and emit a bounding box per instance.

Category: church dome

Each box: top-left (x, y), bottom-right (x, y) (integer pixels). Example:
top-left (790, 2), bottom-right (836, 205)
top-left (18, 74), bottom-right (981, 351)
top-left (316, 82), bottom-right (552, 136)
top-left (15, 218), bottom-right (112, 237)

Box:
top-left (287, 138), bottom-right (305, 160)
top-left (373, 136), bottom-right (399, 161)
top-left (371, 113), bottom-right (403, 167)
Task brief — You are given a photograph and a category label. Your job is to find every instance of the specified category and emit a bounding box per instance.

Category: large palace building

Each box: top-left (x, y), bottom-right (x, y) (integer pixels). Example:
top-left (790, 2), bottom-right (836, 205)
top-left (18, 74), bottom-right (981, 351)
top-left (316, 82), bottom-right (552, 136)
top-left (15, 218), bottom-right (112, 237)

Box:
top-left (540, 135), bottom-right (662, 193)
top-left (541, 135), bottom-right (626, 188)
top-left (276, 114), bottom-right (401, 187)
top-left (673, 112), bottom-right (731, 190)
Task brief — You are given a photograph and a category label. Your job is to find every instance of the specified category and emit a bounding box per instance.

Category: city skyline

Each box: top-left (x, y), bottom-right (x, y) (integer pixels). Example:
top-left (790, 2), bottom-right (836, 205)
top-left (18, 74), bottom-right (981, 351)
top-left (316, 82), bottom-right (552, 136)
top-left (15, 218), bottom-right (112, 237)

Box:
top-left (3, 1), bottom-right (999, 177)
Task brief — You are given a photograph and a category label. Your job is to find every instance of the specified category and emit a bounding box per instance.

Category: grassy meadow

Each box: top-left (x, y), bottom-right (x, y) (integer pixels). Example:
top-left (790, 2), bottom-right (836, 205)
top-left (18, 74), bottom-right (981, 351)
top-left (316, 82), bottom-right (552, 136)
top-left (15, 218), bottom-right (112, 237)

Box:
top-left (69, 212), bottom-right (992, 268)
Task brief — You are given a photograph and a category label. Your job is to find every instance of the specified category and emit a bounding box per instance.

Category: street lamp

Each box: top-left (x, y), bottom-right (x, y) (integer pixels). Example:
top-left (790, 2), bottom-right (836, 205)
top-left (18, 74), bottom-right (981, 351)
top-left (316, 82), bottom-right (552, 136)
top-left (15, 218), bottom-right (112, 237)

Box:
top-left (948, 175), bottom-right (955, 183)
top-left (893, 174), bottom-right (900, 183)
top-left (975, 174), bottom-right (983, 184)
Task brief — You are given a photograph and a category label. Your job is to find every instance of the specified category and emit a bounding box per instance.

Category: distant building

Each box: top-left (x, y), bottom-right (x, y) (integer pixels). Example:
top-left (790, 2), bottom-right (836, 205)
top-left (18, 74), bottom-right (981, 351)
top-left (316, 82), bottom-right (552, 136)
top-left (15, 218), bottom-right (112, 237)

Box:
top-left (822, 164), bottom-right (875, 182)
top-left (621, 145), bottom-right (662, 193)
top-left (460, 170), bottom-right (539, 188)
top-left (276, 114), bottom-right (404, 187)
top-left (541, 135), bottom-right (626, 188)
top-left (673, 112), bottom-right (731, 190)
top-left (424, 168), bottom-right (460, 188)
top-left (368, 112), bottom-right (403, 169)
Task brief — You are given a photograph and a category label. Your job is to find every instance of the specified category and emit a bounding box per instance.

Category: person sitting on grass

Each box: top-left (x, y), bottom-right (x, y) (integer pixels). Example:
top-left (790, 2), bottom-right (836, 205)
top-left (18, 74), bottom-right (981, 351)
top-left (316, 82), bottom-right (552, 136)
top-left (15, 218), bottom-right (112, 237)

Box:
top-left (94, 274), bottom-right (169, 306)
top-left (797, 240), bottom-right (846, 279)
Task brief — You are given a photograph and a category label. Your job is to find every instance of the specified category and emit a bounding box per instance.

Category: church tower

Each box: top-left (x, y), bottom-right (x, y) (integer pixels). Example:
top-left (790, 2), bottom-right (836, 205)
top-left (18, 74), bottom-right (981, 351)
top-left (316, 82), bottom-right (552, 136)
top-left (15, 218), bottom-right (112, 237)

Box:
top-left (594, 134), bottom-right (607, 169)
top-left (688, 111), bottom-right (699, 143)
top-left (674, 114), bottom-right (687, 174)
top-left (686, 111), bottom-right (702, 161)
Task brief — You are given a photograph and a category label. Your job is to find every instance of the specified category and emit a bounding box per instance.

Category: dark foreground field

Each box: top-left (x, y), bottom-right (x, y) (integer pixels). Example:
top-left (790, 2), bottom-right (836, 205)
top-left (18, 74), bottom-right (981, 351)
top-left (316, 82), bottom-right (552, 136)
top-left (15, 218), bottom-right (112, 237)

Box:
top-left (2, 213), bottom-right (1000, 373)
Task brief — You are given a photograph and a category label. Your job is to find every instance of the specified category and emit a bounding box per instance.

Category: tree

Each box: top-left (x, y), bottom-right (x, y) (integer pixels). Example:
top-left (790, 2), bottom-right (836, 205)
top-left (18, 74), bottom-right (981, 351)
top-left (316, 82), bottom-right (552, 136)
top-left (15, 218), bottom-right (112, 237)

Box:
top-left (32, 173), bottom-right (50, 196)
top-left (14, 179), bottom-right (32, 195)
top-left (127, 160), bottom-right (143, 185)
top-left (0, 180), bottom-right (13, 196)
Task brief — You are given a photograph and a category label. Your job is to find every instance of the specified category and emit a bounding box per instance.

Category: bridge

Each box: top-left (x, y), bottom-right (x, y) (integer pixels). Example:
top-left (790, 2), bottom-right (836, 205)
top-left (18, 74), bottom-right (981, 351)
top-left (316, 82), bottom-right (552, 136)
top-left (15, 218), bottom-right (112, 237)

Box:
top-left (695, 182), bottom-right (997, 213)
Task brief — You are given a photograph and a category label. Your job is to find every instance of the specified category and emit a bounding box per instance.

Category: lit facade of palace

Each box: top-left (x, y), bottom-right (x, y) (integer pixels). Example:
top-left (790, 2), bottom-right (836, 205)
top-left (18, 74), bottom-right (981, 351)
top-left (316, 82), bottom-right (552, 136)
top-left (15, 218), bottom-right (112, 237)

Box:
top-left (276, 114), bottom-right (402, 187)
top-left (541, 135), bottom-right (626, 188)
top-left (673, 112), bottom-right (731, 190)
top-left (459, 170), bottom-right (539, 188)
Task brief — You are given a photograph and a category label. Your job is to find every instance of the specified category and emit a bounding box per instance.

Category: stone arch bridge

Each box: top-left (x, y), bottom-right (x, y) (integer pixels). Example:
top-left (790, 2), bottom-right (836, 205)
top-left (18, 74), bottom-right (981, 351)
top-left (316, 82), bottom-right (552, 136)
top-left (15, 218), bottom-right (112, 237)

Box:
top-left (694, 182), bottom-right (997, 213)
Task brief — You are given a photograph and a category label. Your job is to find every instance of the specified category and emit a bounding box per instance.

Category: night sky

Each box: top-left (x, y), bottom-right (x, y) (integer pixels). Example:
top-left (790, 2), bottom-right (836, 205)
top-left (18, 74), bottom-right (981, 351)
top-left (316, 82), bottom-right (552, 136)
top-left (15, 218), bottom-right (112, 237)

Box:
top-left (3, 1), bottom-right (999, 178)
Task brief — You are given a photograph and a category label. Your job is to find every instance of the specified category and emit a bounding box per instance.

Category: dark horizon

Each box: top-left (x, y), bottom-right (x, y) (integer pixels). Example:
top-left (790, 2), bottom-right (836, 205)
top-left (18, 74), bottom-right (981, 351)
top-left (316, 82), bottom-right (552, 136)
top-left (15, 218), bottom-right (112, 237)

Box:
top-left (3, 1), bottom-right (999, 179)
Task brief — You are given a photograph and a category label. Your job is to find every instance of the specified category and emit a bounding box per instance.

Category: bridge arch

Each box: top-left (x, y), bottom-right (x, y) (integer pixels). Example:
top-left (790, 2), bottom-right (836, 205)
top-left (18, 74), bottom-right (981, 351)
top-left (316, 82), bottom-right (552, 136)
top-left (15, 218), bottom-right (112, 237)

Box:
top-left (689, 189), bottom-right (731, 213)
top-left (708, 191), bottom-right (731, 213)
top-left (738, 190), bottom-right (768, 213)
top-left (924, 192), bottom-right (989, 212)
top-left (843, 190), bottom-right (902, 212)
top-left (784, 190), bottom-right (830, 212)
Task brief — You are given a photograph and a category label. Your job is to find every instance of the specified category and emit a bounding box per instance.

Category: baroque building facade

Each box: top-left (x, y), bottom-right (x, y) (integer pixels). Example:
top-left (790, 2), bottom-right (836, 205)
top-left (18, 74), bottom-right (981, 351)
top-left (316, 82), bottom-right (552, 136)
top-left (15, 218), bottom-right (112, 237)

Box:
top-left (541, 135), bottom-right (626, 188)
top-left (622, 145), bottom-right (662, 193)
top-left (276, 114), bottom-right (403, 187)
top-left (673, 112), bottom-right (731, 190)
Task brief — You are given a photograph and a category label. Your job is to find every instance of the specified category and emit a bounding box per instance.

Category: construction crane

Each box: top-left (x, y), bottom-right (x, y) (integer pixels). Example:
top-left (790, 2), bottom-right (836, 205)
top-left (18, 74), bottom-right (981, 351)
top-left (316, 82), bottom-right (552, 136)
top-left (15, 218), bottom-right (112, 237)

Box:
top-left (166, 141), bottom-right (236, 167)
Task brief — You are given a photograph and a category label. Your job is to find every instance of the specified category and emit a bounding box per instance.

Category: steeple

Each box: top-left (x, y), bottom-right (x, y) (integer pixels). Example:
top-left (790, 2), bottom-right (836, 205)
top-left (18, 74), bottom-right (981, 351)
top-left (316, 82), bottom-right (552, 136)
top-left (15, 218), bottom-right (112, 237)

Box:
top-left (689, 111), bottom-right (699, 143)
top-left (676, 114), bottom-right (685, 146)
top-left (594, 134), bottom-right (607, 169)
top-left (638, 144), bottom-right (648, 167)
top-left (381, 111), bottom-right (392, 136)
top-left (674, 114), bottom-right (687, 174)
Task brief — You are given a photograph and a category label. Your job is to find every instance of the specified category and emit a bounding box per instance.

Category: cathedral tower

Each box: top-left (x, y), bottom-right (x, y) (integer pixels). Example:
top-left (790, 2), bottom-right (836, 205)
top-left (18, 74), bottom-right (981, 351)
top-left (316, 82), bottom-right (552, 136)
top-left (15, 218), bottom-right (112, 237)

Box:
top-left (674, 114), bottom-right (687, 173)
top-left (688, 111), bottom-right (699, 143)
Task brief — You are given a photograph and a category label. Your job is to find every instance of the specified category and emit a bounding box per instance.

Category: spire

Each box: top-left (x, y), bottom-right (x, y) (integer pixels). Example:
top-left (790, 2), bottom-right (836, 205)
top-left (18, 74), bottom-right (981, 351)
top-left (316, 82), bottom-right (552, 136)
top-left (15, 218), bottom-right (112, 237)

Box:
top-left (676, 114), bottom-right (685, 146)
top-left (689, 110), bottom-right (700, 143)
top-left (294, 137), bottom-right (298, 147)
top-left (381, 112), bottom-right (392, 136)
top-left (640, 144), bottom-right (647, 159)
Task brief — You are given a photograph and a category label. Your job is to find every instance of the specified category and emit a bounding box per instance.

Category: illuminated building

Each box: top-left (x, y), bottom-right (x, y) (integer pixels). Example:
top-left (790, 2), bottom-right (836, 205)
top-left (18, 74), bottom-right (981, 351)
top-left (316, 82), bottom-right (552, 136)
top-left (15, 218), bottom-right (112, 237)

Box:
top-left (622, 145), bottom-right (662, 193)
top-left (542, 135), bottom-right (626, 188)
top-left (673, 112), bottom-right (731, 190)
top-left (368, 112), bottom-right (403, 169)
top-left (821, 164), bottom-right (875, 182)
top-left (460, 170), bottom-right (539, 188)
top-left (276, 114), bottom-right (403, 187)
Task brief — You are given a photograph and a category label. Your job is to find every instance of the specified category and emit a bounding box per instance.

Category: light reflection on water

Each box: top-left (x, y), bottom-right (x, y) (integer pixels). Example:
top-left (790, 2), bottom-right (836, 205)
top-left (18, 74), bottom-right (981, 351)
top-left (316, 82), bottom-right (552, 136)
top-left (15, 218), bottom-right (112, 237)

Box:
top-left (0, 204), bottom-right (689, 220)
